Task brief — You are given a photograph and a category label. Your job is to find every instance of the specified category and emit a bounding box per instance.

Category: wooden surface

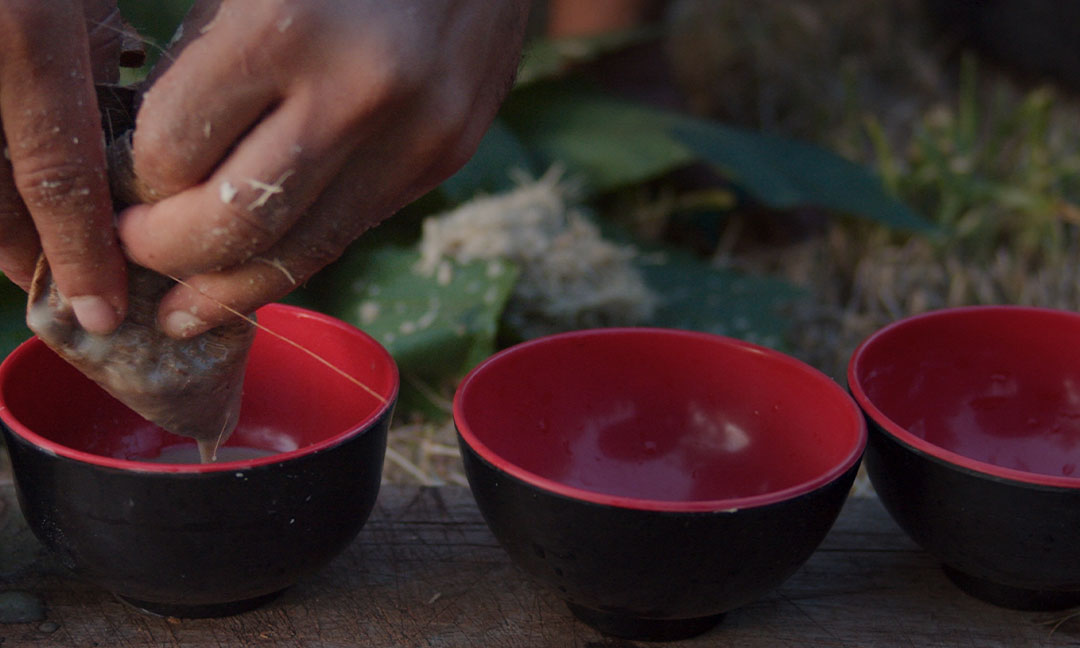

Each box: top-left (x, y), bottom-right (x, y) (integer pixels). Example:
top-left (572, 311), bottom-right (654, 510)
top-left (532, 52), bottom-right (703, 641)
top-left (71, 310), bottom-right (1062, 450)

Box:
top-left (2, 475), bottom-right (1079, 647)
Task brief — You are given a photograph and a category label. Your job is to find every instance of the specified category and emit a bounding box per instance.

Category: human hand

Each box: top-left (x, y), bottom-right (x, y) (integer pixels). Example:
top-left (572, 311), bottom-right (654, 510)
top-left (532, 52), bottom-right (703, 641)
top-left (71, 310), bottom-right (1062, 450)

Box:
top-left (118, 0), bottom-right (531, 338)
top-left (0, 0), bottom-right (129, 334)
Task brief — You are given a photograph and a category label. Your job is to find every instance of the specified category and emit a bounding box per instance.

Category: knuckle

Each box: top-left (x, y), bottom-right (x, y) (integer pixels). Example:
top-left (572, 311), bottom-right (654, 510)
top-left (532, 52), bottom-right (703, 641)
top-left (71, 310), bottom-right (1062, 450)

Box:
top-left (206, 202), bottom-right (276, 262)
top-left (293, 227), bottom-right (350, 275)
top-left (14, 161), bottom-right (105, 212)
top-left (199, 187), bottom-right (295, 268)
top-left (240, 2), bottom-right (322, 79)
top-left (305, 237), bottom-right (347, 268)
top-left (270, 1), bottom-right (320, 42)
top-left (130, 128), bottom-right (203, 197)
top-left (40, 224), bottom-right (117, 277)
top-left (373, 52), bottom-right (426, 98)
top-left (129, 144), bottom-right (185, 196)
top-left (329, 48), bottom-right (429, 123)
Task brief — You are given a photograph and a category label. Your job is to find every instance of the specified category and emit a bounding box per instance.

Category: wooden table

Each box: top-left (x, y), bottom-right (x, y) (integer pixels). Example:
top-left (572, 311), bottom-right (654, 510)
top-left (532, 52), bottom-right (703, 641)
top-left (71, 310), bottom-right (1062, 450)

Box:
top-left (1, 477), bottom-right (1078, 647)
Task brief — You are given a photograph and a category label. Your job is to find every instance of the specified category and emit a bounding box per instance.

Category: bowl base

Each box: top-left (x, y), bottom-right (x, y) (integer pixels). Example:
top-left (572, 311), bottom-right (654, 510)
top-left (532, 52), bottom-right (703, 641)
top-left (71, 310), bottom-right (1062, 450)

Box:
top-left (566, 602), bottom-right (723, 641)
top-left (943, 565), bottom-right (1080, 611)
top-left (117, 589), bottom-right (284, 618)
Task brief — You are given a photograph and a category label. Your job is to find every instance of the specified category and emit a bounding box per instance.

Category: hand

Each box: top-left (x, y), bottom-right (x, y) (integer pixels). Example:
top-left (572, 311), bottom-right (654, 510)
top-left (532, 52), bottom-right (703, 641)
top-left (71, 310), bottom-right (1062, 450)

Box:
top-left (0, 0), bottom-right (128, 334)
top-left (118, 0), bottom-right (531, 338)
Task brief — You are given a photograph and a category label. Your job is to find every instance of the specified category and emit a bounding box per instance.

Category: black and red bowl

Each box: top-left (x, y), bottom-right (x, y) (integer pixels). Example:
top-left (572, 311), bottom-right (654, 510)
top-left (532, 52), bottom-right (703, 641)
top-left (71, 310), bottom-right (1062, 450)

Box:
top-left (454, 328), bottom-right (866, 640)
top-left (849, 306), bottom-right (1080, 610)
top-left (0, 303), bottom-right (398, 617)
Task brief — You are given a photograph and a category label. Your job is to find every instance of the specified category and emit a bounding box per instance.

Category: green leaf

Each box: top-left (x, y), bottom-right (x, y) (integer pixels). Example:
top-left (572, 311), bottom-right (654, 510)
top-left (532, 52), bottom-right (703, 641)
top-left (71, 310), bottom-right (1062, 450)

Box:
top-left (499, 84), bottom-right (928, 232)
top-left (440, 119), bottom-right (535, 203)
top-left (636, 247), bottom-right (805, 350)
top-left (670, 118), bottom-right (936, 232)
top-left (0, 278), bottom-right (28, 358)
top-left (499, 83), bottom-right (696, 194)
top-left (118, 0), bottom-right (193, 72)
top-left (320, 246), bottom-right (518, 417)
top-left (596, 218), bottom-right (804, 349)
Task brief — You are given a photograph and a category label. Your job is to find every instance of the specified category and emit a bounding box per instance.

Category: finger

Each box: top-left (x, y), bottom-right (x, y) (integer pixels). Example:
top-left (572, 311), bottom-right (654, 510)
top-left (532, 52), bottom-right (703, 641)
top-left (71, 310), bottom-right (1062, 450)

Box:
top-left (0, 146), bottom-right (42, 291)
top-left (119, 92), bottom-right (358, 277)
top-left (152, 146), bottom-right (405, 338)
top-left (155, 197), bottom-right (382, 339)
top-left (132, 2), bottom-right (281, 196)
top-left (0, 2), bottom-right (127, 332)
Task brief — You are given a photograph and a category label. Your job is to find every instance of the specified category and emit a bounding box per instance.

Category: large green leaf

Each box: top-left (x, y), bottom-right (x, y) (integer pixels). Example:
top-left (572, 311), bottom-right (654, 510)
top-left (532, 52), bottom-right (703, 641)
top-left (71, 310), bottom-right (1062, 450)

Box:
top-left (440, 118), bottom-right (535, 203)
top-left (320, 246), bottom-right (518, 417)
top-left (0, 279), bottom-right (28, 358)
top-left (636, 247), bottom-right (805, 351)
top-left (499, 83), bottom-right (696, 195)
top-left (593, 218), bottom-right (804, 349)
top-left (670, 118), bottom-right (936, 232)
top-left (500, 82), bottom-right (931, 231)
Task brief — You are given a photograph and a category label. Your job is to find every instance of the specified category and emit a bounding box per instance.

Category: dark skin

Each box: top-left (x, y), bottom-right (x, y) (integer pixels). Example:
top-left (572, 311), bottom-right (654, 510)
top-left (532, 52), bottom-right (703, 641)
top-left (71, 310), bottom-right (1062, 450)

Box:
top-left (0, 0), bottom-right (530, 338)
top-left (0, 0), bottom-right (127, 334)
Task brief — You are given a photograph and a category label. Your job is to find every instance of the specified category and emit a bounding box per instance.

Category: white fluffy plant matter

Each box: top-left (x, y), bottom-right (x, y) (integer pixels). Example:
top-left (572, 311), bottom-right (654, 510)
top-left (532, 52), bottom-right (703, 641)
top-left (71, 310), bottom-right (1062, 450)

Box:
top-left (417, 168), bottom-right (657, 339)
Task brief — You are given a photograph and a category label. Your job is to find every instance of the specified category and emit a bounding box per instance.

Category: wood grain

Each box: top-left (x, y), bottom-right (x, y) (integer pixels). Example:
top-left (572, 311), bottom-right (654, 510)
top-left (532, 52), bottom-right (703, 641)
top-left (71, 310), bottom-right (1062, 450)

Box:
top-left (1, 481), bottom-right (1077, 647)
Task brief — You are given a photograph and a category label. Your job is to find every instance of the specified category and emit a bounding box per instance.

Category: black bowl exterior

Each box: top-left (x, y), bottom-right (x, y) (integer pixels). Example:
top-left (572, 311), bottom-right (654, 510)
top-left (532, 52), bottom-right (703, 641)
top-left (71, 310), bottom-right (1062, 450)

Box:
top-left (460, 436), bottom-right (860, 633)
top-left (1, 404), bottom-right (391, 616)
top-left (865, 421), bottom-right (1080, 609)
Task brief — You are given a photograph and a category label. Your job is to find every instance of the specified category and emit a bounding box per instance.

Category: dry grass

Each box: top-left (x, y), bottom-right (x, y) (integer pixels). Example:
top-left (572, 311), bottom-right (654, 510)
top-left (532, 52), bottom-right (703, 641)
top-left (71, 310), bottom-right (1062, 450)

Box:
top-left (382, 420), bottom-right (469, 486)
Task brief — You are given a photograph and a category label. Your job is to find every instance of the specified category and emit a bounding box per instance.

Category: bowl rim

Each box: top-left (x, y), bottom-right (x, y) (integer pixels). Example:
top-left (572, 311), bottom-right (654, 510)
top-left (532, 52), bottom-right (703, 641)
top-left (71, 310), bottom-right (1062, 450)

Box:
top-left (847, 304), bottom-right (1080, 489)
top-left (0, 303), bottom-right (399, 473)
top-left (454, 327), bottom-right (867, 513)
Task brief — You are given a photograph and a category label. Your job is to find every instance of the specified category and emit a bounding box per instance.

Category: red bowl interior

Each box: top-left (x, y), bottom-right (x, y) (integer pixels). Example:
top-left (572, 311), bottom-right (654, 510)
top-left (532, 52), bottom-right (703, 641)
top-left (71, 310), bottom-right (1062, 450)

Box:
top-left (0, 303), bottom-right (398, 472)
top-left (848, 306), bottom-right (1080, 487)
top-left (454, 328), bottom-right (866, 511)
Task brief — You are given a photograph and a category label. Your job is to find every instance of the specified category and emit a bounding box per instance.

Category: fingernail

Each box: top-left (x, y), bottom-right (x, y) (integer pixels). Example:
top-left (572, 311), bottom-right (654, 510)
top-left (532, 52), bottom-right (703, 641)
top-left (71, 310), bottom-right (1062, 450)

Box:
top-left (164, 310), bottom-right (206, 338)
top-left (69, 296), bottom-right (121, 335)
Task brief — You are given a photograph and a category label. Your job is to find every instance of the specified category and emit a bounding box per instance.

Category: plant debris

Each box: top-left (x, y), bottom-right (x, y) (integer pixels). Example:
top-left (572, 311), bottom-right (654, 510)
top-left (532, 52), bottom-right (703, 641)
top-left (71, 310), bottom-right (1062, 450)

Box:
top-left (417, 167), bottom-right (657, 340)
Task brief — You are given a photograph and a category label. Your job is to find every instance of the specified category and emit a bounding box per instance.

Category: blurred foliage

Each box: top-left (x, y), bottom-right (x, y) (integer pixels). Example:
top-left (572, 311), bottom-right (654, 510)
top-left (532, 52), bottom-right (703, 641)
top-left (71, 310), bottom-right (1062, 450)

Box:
top-left (118, 0), bottom-right (192, 67)
top-left (635, 247), bottom-right (805, 349)
top-left (498, 83), bottom-right (695, 196)
top-left (492, 80), bottom-right (932, 234)
top-left (0, 280), bottom-right (28, 359)
top-left (867, 53), bottom-right (1080, 263)
top-left (671, 119), bottom-right (933, 233)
